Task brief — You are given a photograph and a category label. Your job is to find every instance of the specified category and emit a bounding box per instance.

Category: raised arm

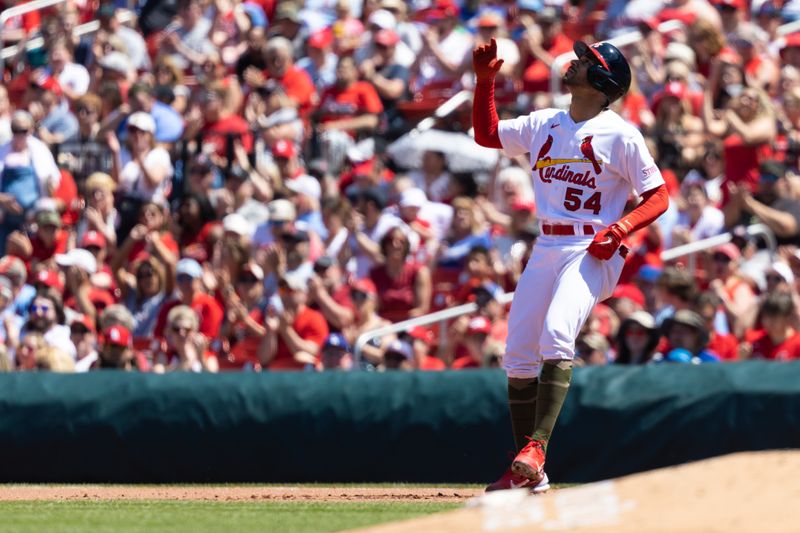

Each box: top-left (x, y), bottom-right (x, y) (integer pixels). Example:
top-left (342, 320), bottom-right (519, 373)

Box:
top-left (472, 39), bottom-right (504, 149)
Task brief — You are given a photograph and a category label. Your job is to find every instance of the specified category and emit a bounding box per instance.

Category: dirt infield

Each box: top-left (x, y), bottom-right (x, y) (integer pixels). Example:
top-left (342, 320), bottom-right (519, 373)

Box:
top-left (0, 485), bottom-right (482, 502)
top-left (355, 450), bottom-right (800, 532)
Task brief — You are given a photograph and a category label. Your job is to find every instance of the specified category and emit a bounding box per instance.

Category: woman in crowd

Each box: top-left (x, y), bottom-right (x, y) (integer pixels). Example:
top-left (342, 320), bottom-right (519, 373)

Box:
top-left (154, 305), bottom-right (217, 373)
top-left (369, 226), bottom-right (431, 323)
top-left (108, 111), bottom-right (173, 205)
top-left (344, 278), bottom-right (393, 367)
top-left (117, 255), bottom-right (170, 342)
top-left (614, 311), bottom-right (661, 365)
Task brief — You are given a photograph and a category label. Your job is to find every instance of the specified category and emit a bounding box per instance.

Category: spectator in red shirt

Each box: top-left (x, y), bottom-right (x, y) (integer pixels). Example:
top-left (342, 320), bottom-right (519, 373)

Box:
top-left (154, 305), bottom-right (213, 372)
top-left (344, 277), bottom-right (393, 366)
top-left (451, 316), bottom-right (493, 369)
top-left (259, 271), bottom-right (329, 370)
top-left (218, 262), bottom-right (267, 370)
top-left (190, 83), bottom-right (253, 163)
top-left (95, 324), bottom-right (139, 371)
top-left (245, 36), bottom-right (316, 117)
top-left (519, 7), bottom-right (574, 95)
top-left (697, 291), bottom-right (739, 361)
top-left (747, 292), bottom-right (800, 360)
top-left (154, 259), bottom-right (224, 351)
top-left (316, 55), bottom-right (383, 172)
top-left (405, 326), bottom-right (445, 371)
top-left (369, 226), bottom-right (431, 323)
top-left (25, 207), bottom-right (69, 269)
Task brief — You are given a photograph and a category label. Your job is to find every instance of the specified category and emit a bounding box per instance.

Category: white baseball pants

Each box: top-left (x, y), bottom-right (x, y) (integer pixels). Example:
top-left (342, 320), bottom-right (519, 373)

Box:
top-left (503, 235), bottom-right (625, 379)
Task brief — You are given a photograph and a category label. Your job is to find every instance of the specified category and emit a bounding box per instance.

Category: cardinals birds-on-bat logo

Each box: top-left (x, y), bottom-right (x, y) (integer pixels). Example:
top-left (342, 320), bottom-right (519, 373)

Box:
top-left (533, 134), bottom-right (604, 189)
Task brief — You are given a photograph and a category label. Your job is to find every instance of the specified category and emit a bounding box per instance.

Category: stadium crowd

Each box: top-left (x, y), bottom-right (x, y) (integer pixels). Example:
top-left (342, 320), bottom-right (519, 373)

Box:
top-left (1, 0), bottom-right (800, 372)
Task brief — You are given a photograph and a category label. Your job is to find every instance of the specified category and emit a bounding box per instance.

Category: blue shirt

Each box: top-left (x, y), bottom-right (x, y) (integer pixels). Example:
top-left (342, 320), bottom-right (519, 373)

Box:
top-left (298, 210), bottom-right (328, 240)
top-left (118, 103), bottom-right (185, 143)
top-left (438, 232), bottom-right (493, 269)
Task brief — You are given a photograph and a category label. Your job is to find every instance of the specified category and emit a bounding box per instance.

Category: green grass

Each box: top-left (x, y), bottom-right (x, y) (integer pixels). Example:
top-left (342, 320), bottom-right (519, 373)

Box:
top-left (1, 500), bottom-right (459, 533)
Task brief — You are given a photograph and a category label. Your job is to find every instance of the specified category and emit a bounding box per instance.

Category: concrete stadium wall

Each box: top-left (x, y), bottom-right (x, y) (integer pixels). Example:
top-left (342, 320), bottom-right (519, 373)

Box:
top-left (1, 362), bottom-right (799, 483)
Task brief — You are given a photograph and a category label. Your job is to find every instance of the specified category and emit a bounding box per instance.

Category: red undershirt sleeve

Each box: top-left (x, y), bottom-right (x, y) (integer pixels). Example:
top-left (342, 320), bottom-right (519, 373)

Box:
top-left (472, 79), bottom-right (503, 149)
top-left (618, 184), bottom-right (669, 234)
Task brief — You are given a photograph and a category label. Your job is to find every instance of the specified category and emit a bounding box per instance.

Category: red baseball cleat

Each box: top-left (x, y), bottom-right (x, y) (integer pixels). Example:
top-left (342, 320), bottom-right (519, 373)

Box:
top-left (511, 439), bottom-right (546, 483)
top-left (485, 468), bottom-right (550, 494)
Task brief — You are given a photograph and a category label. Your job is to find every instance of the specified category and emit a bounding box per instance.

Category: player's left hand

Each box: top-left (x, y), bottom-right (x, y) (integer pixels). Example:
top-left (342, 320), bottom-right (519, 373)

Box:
top-left (587, 224), bottom-right (626, 261)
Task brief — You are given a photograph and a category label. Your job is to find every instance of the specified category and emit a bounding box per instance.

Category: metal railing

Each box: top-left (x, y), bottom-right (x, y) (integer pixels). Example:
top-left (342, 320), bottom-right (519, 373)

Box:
top-left (0, 8), bottom-right (134, 62)
top-left (352, 224), bottom-right (776, 365)
top-left (661, 223), bottom-right (777, 272)
top-left (0, 0), bottom-right (66, 71)
top-left (353, 291), bottom-right (514, 367)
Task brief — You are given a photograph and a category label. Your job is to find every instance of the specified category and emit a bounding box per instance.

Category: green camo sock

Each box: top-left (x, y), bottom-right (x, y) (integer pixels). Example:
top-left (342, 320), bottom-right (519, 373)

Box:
top-left (531, 360), bottom-right (573, 450)
top-left (507, 378), bottom-right (538, 452)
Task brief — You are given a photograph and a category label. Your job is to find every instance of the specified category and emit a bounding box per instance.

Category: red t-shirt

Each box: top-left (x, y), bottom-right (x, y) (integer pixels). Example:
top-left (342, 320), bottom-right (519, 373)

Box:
top-left (267, 65), bottom-right (316, 117)
top-left (201, 115), bottom-right (254, 157)
top-left (128, 232), bottom-right (180, 263)
top-left (29, 229), bottom-right (69, 266)
top-left (707, 331), bottom-right (739, 362)
top-left (369, 262), bottom-right (422, 323)
top-left (318, 81), bottom-right (383, 130)
top-left (451, 355), bottom-right (480, 369)
top-left (269, 306), bottom-right (329, 370)
top-left (419, 355), bottom-right (446, 371)
top-left (749, 329), bottom-right (800, 361)
top-left (219, 307), bottom-right (265, 370)
top-left (154, 293), bottom-right (225, 340)
top-left (522, 33), bottom-right (573, 93)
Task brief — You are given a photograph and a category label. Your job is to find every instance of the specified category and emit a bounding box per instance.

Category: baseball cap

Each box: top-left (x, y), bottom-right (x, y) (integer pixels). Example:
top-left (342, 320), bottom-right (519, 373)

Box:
top-left (714, 242), bottom-right (741, 261)
top-left (104, 324), bottom-right (132, 347)
top-left (0, 255), bottom-right (26, 280)
top-left (477, 12), bottom-right (503, 28)
top-left (408, 326), bottom-right (434, 344)
top-left (374, 29), bottom-right (400, 47)
top-left (351, 278), bottom-right (377, 296)
top-left (667, 309), bottom-right (705, 331)
top-left (384, 339), bottom-right (413, 360)
top-left (56, 249), bottom-right (97, 274)
top-left (308, 28), bottom-right (334, 49)
top-left (664, 42), bottom-right (696, 67)
top-left (80, 230), bottom-right (107, 249)
top-left (98, 51), bottom-right (133, 74)
top-left (70, 313), bottom-right (96, 334)
top-left (280, 271), bottom-right (307, 292)
top-left (268, 199), bottom-right (297, 222)
top-left (368, 9), bottom-right (397, 29)
top-left (272, 139), bottom-right (296, 159)
top-left (636, 265), bottom-right (662, 283)
top-left (274, 1), bottom-right (300, 22)
top-left (767, 262), bottom-right (794, 284)
top-left (510, 200), bottom-right (536, 213)
top-left (36, 210), bottom-right (62, 228)
top-left (285, 174), bottom-right (322, 201)
top-left (577, 332), bottom-right (610, 353)
top-left (399, 187), bottom-right (427, 209)
top-left (222, 213), bottom-right (255, 238)
top-left (241, 1), bottom-right (268, 28)
top-left (324, 332), bottom-right (352, 351)
top-left (626, 310), bottom-right (657, 330)
top-left (467, 316), bottom-right (492, 335)
top-left (176, 258), bottom-right (203, 279)
top-left (127, 112), bottom-right (156, 134)
top-left (611, 283), bottom-right (645, 308)
top-left (241, 262), bottom-right (264, 281)
top-left (87, 287), bottom-right (115, 310)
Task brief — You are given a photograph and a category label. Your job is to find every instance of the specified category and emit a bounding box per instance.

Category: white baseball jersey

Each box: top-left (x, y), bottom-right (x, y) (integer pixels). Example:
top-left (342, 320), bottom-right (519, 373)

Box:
top-left (498, 108), bottom-right (664, 227)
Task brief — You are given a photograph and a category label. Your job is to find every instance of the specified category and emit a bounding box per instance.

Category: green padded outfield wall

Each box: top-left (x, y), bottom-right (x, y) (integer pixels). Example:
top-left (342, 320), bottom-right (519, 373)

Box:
top-left (0, 362), bottom-right (799, 483)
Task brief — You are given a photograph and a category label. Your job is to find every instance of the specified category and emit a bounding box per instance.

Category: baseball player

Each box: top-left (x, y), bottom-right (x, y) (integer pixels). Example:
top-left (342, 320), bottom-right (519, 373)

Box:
top-left (472, 39), bottom-right (669, 491)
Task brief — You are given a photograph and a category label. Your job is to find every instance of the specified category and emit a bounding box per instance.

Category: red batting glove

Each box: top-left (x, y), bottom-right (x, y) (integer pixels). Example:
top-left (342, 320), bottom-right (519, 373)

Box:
top-left (473, 38), bottom-right (504, 83)
top-left (587, 224), bottom-right (626, 261)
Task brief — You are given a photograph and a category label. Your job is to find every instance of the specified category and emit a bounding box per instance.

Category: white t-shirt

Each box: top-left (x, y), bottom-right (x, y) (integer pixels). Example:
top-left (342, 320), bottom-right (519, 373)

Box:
top-left (0, 136), bottom-right (61, 193)
top-left (51, 63), bottom-right (90, 97)
top-left (119, 147), bottom-right (174, 204)
top-left (408, 170), bottom-right (451, 203)
top-left (498, 108), bottom-right (664, 227)
top-left (676, 205), bottom-right (725, 243)
top-left (416, 27), bottom-right (473, 87)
